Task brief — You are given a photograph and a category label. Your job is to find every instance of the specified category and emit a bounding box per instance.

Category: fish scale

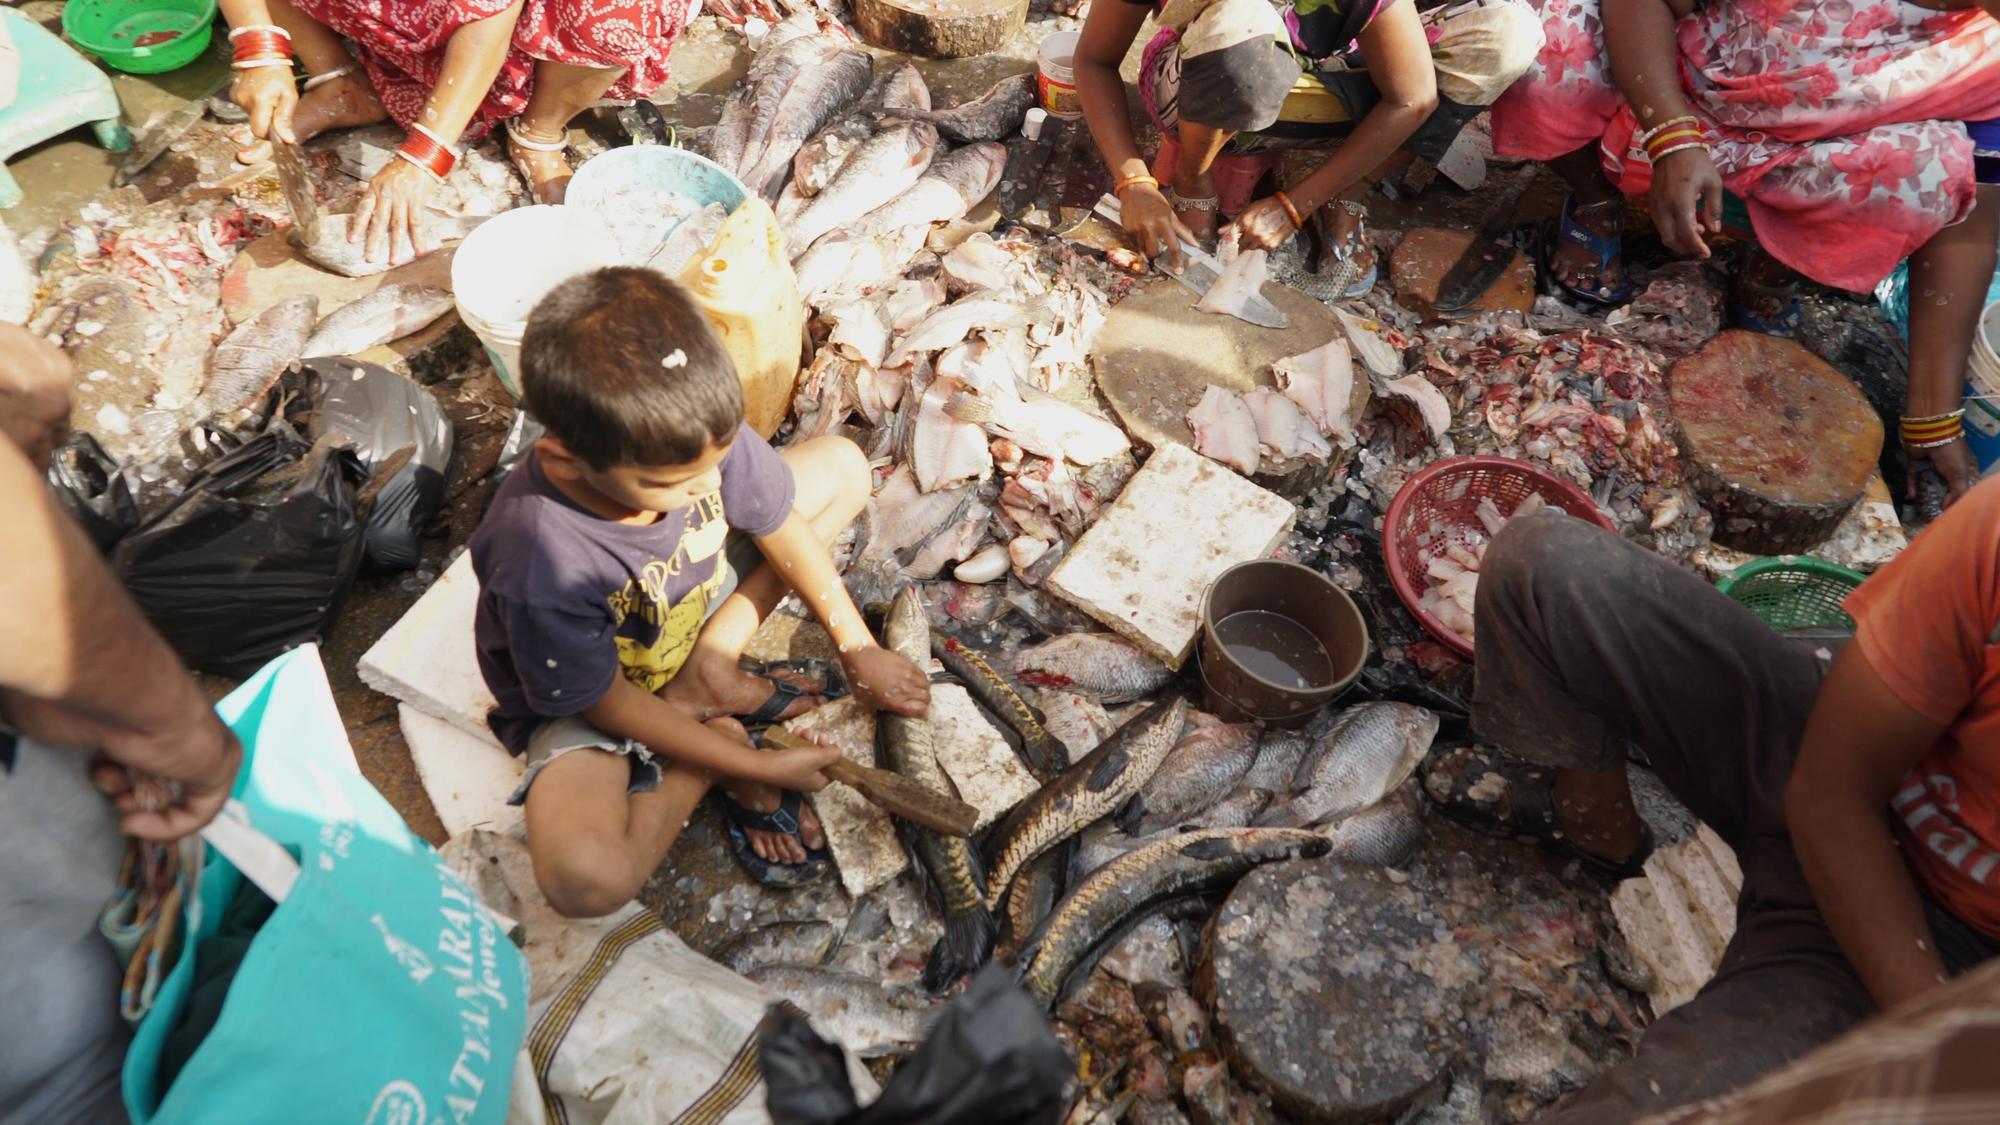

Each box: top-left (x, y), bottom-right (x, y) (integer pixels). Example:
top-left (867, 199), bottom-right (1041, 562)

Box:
top-left (1257, 701), bottom-right (1440, 828)
top-left (1019, 828), bottom-right (1329, 1008)
top-left (1120, 713), bottom-right (1259, 835)
top-left (932, 631), bottom-right (1068, 782)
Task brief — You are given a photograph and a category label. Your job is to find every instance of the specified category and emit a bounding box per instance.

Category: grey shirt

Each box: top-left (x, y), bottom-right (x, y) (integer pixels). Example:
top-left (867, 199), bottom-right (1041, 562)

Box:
top-left (1, 735), bottom-right (130, 1123)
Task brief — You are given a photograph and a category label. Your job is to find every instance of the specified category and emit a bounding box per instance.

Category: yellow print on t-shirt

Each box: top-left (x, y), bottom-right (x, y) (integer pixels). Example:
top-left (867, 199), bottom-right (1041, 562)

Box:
top-left (608, 493), bottom-right (731, 692)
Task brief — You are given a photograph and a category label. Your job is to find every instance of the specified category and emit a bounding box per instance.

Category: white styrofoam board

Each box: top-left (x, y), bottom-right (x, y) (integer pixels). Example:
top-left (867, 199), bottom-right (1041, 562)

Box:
top-left (359, 551), bottom-right (497, 738)
top-left (399, 703), bottom-right (525, 839)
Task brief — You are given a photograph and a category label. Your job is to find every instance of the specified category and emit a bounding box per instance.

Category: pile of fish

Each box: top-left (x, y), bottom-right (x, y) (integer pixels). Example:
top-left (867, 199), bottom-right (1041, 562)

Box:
top-left (1415, 492), bottom-right (1547, 644)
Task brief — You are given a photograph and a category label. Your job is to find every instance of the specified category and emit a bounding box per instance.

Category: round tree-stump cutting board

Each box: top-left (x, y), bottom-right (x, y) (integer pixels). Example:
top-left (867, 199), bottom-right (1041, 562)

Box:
top-left (854, 0), bottom-right (1027, 59)
top-left (1669, 329), bottom-right (1883, 554)
top-left (1090, 276), bottom-right (1371, 496)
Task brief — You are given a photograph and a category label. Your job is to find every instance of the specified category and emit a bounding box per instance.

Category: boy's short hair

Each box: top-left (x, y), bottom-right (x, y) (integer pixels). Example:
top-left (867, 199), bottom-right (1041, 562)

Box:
top-left (519, 267), bottom-right (743, 470)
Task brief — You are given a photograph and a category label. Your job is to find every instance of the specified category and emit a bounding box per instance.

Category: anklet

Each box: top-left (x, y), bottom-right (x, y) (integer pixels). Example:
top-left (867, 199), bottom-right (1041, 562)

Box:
top-left (302, 65), bottom-right (356, 93)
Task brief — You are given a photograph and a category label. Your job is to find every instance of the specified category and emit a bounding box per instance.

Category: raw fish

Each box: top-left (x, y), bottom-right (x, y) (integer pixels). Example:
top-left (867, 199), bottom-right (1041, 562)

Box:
top-left (711, 33), bottom-right (847, 176)
top-left (1241, 387), bottom-right (1332, 464)
top-left (851, 143), bottom-right (1006, 237)
top-left (1333, 305), bottom-right (1402, 377)
top-left (1012, 633), bottom-right (1174, 703)
top-left (303, 283), bottom-right (454, 357)
top-left (793, 64), bottom-right (931, 197)
top-left (786, 122), bottom-right (938, 256)
top-left (742, 48), bottom-right (874, 202)
top-left (911, 375), bottom-right (993, 491)
top-left (292, 211), bottom-right (486, 278)
top-left (884, 294), bottom-right (1031, 367)
top-left (945, 380), bottom-right (1130, 465)
top-left (1185, 385), bottom-right (1260, 476)
top-left (1383, 374), bottom-right (1453, 439)
top-left (1195, 233), bottom-right (1271, 324)
top-left (793, 228), bottom-right (927, 303)
top-left (1272, 336), bottom-right (1357, 439)
top-left (883, 74), bottom-right (1036, 143)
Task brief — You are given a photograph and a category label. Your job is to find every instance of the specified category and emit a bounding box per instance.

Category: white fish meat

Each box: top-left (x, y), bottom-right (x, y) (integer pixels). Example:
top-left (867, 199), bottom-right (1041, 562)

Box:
top-left (823, 298), bottom-right (892, 367)
top-left (787, 122), bottom-right (938, 257)
top-left (934, 332), bottom-right (1029, 391)
top-left (1257, 702), bottom-right (1439, 828)
top-left (643, 202), bottom-right (729, 278)
top-left (793, 227), bottom-right (927, 303)
top-left (904, 497), bottom-right (990, 579)
top-left (1241, 387), bottom-right (1332, 464)
top-left (953, 543), bottom-right (1010, 583)
top-left (1333, 306), bottom-right (1402, 378)
top-left (1383, 374), bottom-right (1453, 440)
top-left (860, 465), bottom-right (975, 558)
top-left (1185, 385), bottom-right (1259, 476)
top-left (1008, 535), bottom-right (1050, 577)
top-left (1195, 233), bottom-right (1271, 324)
top-left (793, 63), bottom-right (930, 197)
top-left (945, 380), bottom-right (1130, 466)
top-left (741, 48), bottom-right (874, 202)
top-left (885, 294), bottom-right (1031, 367)
top-left (911, 375), bottom-right (993, 491)
top-left (1272, 336), bottom-right (1357, 440)
top-left (1012, 633), bottom-right (1174, 703)
top-left (940, 233), bottom-right (1019, 294)
top-left (302, 283), bottom-right (453, 357)
top-left (852, 143), bottom-right (1007, 238)
top-left (882, 276), bottom-right (947, 334)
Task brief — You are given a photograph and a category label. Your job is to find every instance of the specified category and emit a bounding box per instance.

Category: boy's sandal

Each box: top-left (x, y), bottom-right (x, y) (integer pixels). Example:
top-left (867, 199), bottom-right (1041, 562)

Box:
top-left (1420, 743), bottom-right (1654, 880)
top-left (719, 790), bottom-right (830, 889)
top-left (738, 658), bottom-right (848, 729)
top-left (1542, 194), bottom-right (1634, 306)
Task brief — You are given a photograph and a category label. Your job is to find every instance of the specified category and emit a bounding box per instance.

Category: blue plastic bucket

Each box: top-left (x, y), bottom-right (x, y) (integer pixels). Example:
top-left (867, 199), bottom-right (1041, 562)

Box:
top-left (566, 146), bottom-right (749, 265)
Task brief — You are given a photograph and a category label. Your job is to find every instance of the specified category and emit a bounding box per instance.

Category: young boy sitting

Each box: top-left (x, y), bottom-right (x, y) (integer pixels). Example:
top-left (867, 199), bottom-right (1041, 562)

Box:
top-left (470, 267), bottom-right (931, 917)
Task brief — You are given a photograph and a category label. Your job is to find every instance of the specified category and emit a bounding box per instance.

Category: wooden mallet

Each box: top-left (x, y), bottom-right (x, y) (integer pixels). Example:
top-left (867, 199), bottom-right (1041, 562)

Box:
top-left (762, 728), bottom-right (980, 838)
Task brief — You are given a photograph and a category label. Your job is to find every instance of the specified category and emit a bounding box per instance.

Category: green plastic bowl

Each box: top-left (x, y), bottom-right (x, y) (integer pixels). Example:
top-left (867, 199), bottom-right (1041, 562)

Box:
top-left (1717, 555), bottom-right (1866, 633)
top-left (63, 0), bottom-right (219, 74)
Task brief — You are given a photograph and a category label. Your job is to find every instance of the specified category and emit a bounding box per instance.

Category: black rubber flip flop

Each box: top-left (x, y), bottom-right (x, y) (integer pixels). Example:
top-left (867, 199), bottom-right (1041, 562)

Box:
top-left (719, 789), bottom-right (830, 889)
top-left (738, 658), bottom-right (849, 728)
top-left (1421, 743), bottom-right (1654, 880)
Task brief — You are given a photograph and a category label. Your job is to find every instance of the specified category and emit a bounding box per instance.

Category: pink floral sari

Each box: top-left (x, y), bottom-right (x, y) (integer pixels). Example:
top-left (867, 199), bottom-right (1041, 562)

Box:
top-left (1490, 0), bottom-right (2000, 292)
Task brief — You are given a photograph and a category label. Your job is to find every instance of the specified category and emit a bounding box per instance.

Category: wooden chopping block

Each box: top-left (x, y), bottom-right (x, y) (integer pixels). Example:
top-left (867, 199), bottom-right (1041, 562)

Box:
top-left (1389, 226), bottom-right (1535, 319)
top-left (1670, 330), bottom-right (1883, 555)
top-left (853, 0), bottom-right (1026, 58)
top-left (221, 229), bottom-right (456, 324)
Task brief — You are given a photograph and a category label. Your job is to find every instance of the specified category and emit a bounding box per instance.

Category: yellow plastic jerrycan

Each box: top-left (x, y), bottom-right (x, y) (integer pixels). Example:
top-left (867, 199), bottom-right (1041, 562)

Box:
top-left (678, 199), bottom-right (804, 439)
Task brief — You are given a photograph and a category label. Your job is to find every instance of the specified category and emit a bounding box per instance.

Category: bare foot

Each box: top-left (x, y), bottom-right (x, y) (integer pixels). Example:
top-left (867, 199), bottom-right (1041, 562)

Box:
top-left (237, 72), bottom-right (387, 163)
top-left (721, 778), bottom-right (828, 864)
top-left (507, 127), bottom-right (574, 205)
top-left (661, 648), bottom-right (828, 724)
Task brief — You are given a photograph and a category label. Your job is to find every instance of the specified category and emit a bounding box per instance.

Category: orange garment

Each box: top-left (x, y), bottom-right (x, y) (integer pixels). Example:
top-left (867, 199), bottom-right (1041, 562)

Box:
top-left (1845, 476), bottom-right (2000, 939)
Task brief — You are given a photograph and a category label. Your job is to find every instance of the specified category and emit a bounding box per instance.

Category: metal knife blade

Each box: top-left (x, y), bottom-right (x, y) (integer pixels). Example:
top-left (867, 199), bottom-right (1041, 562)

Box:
top-left (1430, 165), bottom-right (1539, 312)
top-left (1092, 195), bottom-right (1288, 329)
top-left (273, 140), bottom-right (321, 246)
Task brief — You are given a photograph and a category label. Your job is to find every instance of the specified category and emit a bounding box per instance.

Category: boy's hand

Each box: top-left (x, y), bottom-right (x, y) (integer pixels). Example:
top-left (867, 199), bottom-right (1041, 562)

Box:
top-left (758, 738), bottom-right (842, 792)
top-left (843, 645), bottom-right (931, 718)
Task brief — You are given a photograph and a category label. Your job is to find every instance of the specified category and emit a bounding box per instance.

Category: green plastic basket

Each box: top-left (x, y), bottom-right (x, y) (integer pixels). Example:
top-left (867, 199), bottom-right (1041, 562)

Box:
top-left (1717, 556), bottom-right (1866, 632)
top-left (63, 0), bottom-right (218, 74)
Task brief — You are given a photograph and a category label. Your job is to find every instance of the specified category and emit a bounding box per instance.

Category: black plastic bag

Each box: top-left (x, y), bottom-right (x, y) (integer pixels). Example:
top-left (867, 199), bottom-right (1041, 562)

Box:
top-left (761, 967), bottom-right (1071, 1125)
top-left (303, 359), bottom-right (453, 574)
top-left (112, 423), bottom-right (369, 677)
top-left (46, 432), bottom-right (138, 553)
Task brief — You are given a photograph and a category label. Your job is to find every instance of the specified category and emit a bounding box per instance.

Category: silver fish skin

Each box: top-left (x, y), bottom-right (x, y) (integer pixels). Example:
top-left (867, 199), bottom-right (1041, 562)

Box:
top-left (1179, 786), bottom-right (1272, 830)
top-left (1025, 688), bottom-right (1112, 765)
top-left (1011, 633), bottom-right (1175, 704)
top-left (1312, 781), bottom-right (1427, 867)
top-left (792, 63), bottom-right (932, 197)
top-left (1240, 731), bottom-right (1311, 792)
top-left (292, 212), bottom-right (487, 278)
top-left (742, 48), bottom-right (875, 202)
top-left (1019, 828), bottom-right (1330, 1008)
top-left (884, 292), bottom-right (1031, 367)
top-left (714, 919), bottom-right (837, 975)
top-left (302, 283), bottom-right (453, 357)
top-left (882, 73), bottom-right (1036, 144)
top-left (983, 695), bottom-right (1188, 910)
top-left (851, 142), bottom-right (1007, 237)
top-left (1256, 702), bottom-right (1440, 828)
top-left (202, 294), bottom-right (318, 416)
top-left (643, 202), bottom-right (729, 278)
top-left (712, 33), bottom-right (847, 175)
top-left (786, 122), bottom-right (938, 258)
top-left (744, 965), bottom-right (932, 1057)
top-left (1122, 712), bottom-right (1259, 835)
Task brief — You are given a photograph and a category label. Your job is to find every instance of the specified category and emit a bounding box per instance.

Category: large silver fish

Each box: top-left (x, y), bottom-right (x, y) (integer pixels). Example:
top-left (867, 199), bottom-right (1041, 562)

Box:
top-left (880, 588), bottom-right (996, 993)
top-left (983, 695), bottom-right (1188, 910)
top-left (709, 32), bottom-right (848, 176)
top-left (786, 121), bottom-right (938, 257)
top-left (302, 284), bottom-right (454, 357)
top-left (1011, 633), bottom-right (1175, 704)
top-left (850, 142), bottom-right (1007, 237)
top-left (792, 64), bottom-right (931, 197)
top-left (745, 965), bottom-right (932, 1057)
top-left (203, 295), bottom-right (319, 416)
top-left (1119, 712), bottom-right (1259, 835)
top-left (1312, 781), bottom-right (1427, 867)
top-left (1018, 829), bottom-right (1329, 1007)
top-left (714, 919), bottom-right (837, 975)
top-left (741, 48), bottom-right (874, 202)
top-left (1256, 702), bottom-right (1440, 828)
top-left (291, 211), bottom-right (487, 278)
top-left (1240, 730), bottom-right (1312, 792)
top-left (881, 73), bottom-right (1035, 144)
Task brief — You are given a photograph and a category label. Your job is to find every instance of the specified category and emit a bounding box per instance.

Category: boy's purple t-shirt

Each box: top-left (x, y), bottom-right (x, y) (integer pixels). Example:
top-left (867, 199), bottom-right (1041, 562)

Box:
top-left (471, 423), bottom-right (795, 755)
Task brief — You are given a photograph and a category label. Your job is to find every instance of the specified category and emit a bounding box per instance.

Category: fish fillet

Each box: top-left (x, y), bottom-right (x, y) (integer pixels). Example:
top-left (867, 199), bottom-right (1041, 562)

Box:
top-left (1272, 336), bottom-right (1357, 440)
top-left (1185, 385), bottom-right (1260, 476)
top-left (1383, 375), bottom-right (1453, 439)
top-left (885, 294), bottom-right (1030, 367)
top-left (793, 227), bottom-right (926, 304)
top-left (882, 276), bottom-right (947, 333)
top-left (1333, 306), bottom-right (1402, 378)
top-left (1195, 236), bottom-right (1271, 324)
top-left (940, 234), bottom-right (1017, 294)
top-left (946, 380), bottom-right (1130, 466)
top-left (912, 375), bottom-right (993, 491)
top-left (823, 298), bottom-right (892, 367)
top-left (1241, 387), bottom-right (1332, 463)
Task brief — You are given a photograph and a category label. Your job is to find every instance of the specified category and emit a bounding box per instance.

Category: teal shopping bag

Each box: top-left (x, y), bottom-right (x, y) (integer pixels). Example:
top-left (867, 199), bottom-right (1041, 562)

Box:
top-left (122, 645), bottom-right (528, 1124)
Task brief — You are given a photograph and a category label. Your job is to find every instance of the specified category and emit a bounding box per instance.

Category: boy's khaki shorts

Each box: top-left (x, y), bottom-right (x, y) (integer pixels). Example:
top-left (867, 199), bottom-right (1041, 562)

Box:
top-left (504, 531), bottom-right (762, 807)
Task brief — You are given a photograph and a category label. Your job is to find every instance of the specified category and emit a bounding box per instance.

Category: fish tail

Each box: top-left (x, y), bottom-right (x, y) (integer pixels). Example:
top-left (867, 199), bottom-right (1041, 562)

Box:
top-left (921, 901), bottom-right (997, 993)
top-left (1019, 733), bottom-right (1069, 784)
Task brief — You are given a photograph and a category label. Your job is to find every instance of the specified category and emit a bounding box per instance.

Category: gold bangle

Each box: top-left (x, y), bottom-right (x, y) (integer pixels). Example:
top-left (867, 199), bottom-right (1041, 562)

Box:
top-left (1637, 114), bottom-right (1700, 145)
top-left (1274, 190), bottom-right (1303, 231)
top-left (1904, 409), bottom-right (1966, 425)
top-left (1114, 172), bottom-right (1159, 194)
top-left (1651, 142), bottom-right (1711, 162)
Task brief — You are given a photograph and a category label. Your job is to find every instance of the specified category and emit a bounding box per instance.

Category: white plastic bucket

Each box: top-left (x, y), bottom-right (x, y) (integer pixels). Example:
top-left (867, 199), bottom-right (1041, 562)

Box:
top-left (567, 145), bottom-right (749, 265)
top-left (1965, 300), bottom-right (2000, 474)
top-left (1038, 31), bottom-right (1082, 120)
top-left (451, 205), bottom-right (618, 398)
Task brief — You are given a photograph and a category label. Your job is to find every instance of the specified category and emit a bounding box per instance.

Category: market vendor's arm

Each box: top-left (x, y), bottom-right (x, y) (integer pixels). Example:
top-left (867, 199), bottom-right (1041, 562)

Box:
top-left (1077, 0), bottom-right (1198, 270)
top-left (219, 0), bottom-right (300, 145)
top-left (1901, 184), bottom-right (1998, 503)
top-left (353, 0), bottom-right (524, 266)
top-left (1231, 0), bottom-right (1435, 252)
top-left (753, 513), bottom-right (931, 718)
top-left (0, 439), bottom-right (240, 842)
top-left (1602, 0), bottom-right (1721, 257)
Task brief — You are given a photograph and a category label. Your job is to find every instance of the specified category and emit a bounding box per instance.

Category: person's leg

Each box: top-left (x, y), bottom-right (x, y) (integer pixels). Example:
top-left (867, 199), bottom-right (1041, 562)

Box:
top-left (521, 739), bottom-right (713, 918)
top-left (1170, 122), bottom-right (1235, 243)
top-left (507, 60), bottom-right (627, 204)
top-left (249, 0), bottom-right (387, 154)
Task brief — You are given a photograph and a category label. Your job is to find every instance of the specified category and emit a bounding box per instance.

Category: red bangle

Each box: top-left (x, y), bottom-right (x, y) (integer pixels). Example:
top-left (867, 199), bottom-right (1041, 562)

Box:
top-left (1644, 127), bottom-right (1705, 161)
top-left (1274, 190), bottom-right (1304, 231)
top-left (395, 127), bottom-right (456, 183)
top-left (230, 30), bottom-right (292, 65)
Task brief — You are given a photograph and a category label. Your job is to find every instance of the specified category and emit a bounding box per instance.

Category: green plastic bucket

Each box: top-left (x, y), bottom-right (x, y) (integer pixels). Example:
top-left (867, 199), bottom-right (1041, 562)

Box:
top-left (63, 0), bottom-right (218, 74)
top-left (1717, 555), bottom-right (1866, 632)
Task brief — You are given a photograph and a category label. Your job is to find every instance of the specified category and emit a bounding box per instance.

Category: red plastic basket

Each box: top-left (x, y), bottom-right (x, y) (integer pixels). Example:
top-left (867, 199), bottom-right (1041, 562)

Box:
top-left (1383, 455), bottom-right (1616, 659)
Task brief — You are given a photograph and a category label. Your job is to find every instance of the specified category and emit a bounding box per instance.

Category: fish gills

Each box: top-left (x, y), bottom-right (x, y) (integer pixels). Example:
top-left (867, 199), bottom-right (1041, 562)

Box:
top-left (1019, 829), bottom-right (1329, 1007)
top-left (932, 631), bottom-right (1068, 782)
top-left (983, 695), bottom-right (1188, 911)
top-left (881, 588), bottom-right (996, 993)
